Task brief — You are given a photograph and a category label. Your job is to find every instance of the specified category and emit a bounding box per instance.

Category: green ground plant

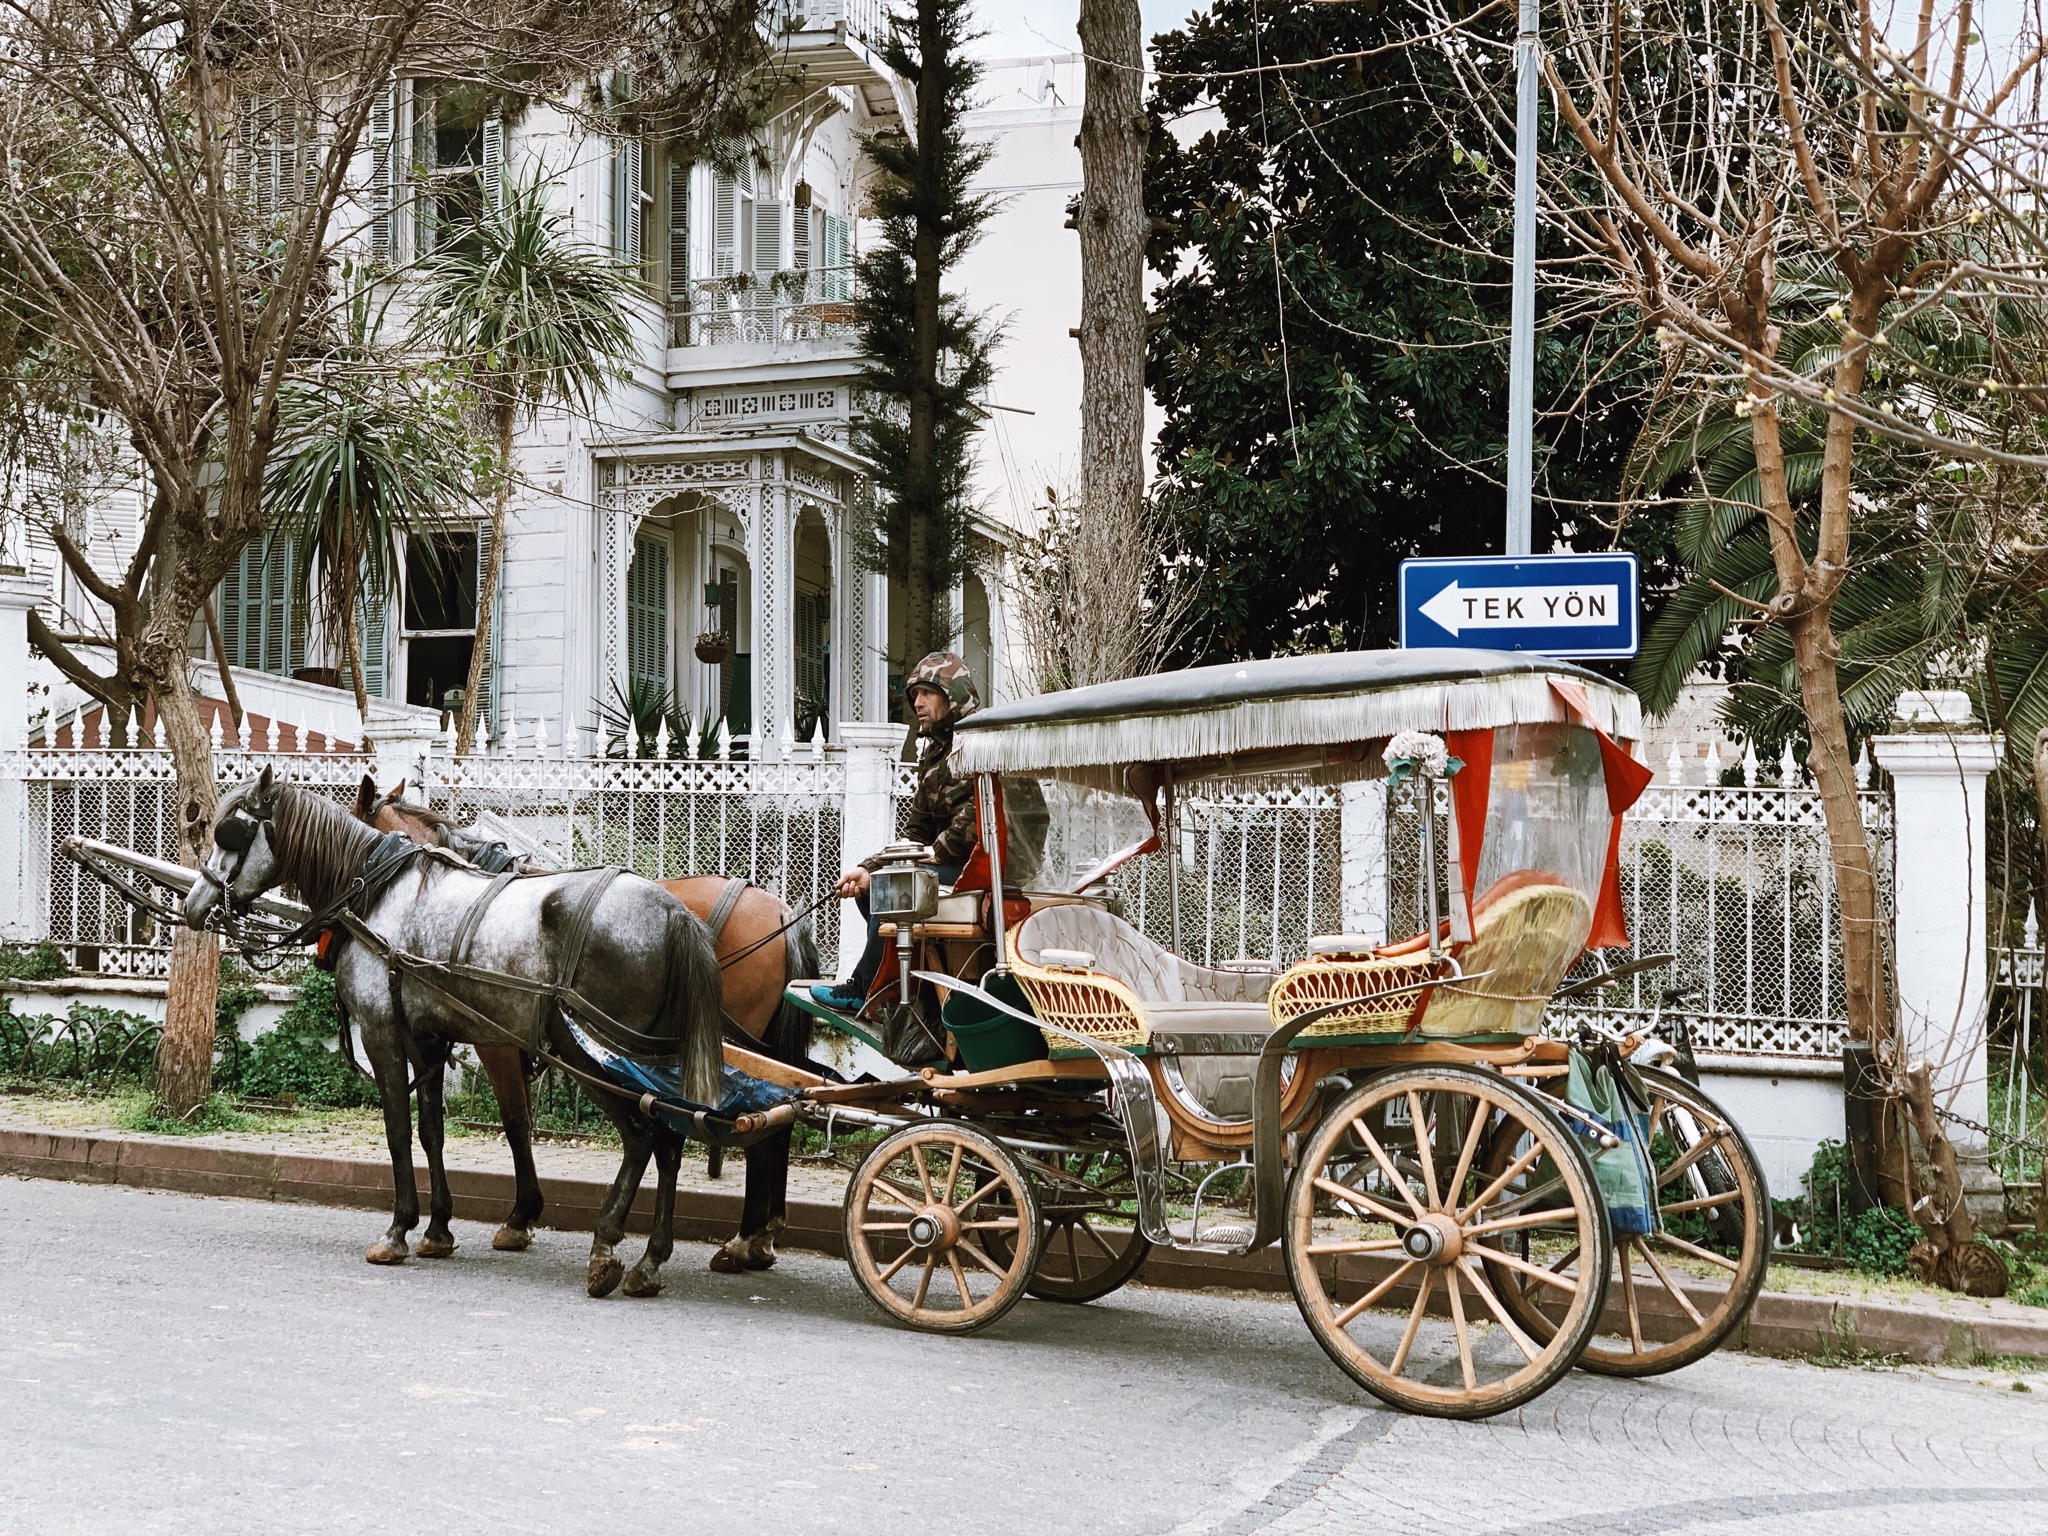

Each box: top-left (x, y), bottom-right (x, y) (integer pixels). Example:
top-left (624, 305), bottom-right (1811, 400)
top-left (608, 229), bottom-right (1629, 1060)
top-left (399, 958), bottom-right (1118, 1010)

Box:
top-left (0, 942), bottom-right (66, 981)
top-left (1781, 1139), bottom-right (1922, 1277)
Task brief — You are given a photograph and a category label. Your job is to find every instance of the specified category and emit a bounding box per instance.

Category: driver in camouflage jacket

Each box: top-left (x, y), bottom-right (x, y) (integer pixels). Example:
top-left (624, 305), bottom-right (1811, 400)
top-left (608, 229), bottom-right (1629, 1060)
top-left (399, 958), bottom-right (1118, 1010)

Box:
top-left (810, 653), bottom-right (981, 1011)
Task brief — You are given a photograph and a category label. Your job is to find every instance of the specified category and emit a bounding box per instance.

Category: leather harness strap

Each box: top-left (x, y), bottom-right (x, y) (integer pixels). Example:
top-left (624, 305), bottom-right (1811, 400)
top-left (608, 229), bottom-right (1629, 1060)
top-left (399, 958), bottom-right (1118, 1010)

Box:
top-left (556, 865), bottom-right (624, 989)
top-left (449, 871), bottom-right (518, 968)
top-left (705, 875), bottom-right (749, 946)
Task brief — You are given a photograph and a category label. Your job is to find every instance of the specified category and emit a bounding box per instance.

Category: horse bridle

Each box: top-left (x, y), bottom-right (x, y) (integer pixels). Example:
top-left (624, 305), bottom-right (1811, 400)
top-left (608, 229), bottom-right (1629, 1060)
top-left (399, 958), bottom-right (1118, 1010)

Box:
top-left (195, 797), bottom-right (275, 916)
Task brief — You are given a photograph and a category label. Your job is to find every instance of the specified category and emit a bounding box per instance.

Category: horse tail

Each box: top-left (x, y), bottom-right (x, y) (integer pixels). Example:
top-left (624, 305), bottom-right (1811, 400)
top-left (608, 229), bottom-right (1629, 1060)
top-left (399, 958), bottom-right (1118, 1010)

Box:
top-left (656, 900), bottom-right (725, 1106)
top-left (766, 915), bottom-right (820, 1064)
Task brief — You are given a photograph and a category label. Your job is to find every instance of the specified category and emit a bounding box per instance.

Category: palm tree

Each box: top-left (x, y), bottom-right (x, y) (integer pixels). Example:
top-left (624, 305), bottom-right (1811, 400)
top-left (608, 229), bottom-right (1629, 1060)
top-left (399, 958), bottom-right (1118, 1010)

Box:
top-left (265, 287), bottom-right (483, 721)
top-left (411, 172), bottom-right (641, 753)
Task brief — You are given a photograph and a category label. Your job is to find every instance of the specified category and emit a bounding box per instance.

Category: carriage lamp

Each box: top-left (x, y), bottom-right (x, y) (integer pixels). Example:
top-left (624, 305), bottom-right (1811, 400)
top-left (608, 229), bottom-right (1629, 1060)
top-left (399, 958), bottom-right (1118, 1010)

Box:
top-left (869, 842), bottom-right (941, 1007)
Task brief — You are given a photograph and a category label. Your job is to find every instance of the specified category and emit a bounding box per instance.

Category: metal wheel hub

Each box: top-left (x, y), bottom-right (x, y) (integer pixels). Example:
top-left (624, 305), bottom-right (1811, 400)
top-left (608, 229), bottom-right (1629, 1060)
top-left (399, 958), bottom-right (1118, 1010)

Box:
top-left (906, 1206), bottom-right (960, 1252)
top-left (1401, 1212), bottom-right (1464, 1267)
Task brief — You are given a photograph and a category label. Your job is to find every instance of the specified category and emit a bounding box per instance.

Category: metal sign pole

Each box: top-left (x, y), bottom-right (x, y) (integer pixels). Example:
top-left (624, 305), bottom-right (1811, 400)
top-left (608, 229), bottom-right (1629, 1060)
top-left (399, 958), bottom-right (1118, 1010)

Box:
top-left (1504, 0), bottom-right (1540, 558)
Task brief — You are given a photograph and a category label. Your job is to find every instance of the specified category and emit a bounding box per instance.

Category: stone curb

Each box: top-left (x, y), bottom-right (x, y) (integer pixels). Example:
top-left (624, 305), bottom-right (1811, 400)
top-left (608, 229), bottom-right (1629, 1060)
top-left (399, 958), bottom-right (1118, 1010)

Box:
top-left (5, 1125), bottom-right (2043, 1365)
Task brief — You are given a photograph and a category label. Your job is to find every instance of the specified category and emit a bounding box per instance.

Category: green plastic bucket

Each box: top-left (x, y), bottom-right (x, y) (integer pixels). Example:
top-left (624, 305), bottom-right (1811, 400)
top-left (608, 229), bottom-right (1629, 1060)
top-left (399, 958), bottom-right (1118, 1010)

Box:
top-left (942, 973), bottom-right (1049, 1073)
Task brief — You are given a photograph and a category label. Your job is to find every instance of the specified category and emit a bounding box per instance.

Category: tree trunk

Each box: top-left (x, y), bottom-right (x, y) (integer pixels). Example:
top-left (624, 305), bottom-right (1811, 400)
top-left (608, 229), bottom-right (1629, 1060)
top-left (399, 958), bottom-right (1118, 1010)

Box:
top-left (153, 660), bottom-right (222, 1118)
top-left (203, 597), bottom-right (245, 738)
top-left (2035, 726), bottom-right (2048, 1231)
top-left (1076, 0), bottom-right (1147, 552)
top-left (900, 0), bottom-right (946, 673)
top-left (459, 403), bottom-right (514, 754)
top-left (341, 559), bottom-right (369, 725)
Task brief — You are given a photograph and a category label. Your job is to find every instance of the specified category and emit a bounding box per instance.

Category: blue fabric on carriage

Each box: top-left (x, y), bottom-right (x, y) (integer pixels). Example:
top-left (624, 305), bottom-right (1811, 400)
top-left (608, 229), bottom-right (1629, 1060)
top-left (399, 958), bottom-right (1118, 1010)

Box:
top-left (560, 1016), bottom-right (798, 1134)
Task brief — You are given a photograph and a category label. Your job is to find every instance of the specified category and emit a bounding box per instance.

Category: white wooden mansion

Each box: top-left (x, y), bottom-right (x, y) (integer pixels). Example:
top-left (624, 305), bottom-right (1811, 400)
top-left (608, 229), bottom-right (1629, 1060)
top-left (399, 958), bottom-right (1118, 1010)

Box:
top-left (11, 2), bottom-right (1020, 756)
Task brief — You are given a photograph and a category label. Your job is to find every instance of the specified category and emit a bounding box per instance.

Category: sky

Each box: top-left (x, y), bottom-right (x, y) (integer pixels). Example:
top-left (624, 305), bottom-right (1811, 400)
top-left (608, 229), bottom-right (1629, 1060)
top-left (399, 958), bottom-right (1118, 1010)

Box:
top-left (966, 0), bottom-right (1202, 61)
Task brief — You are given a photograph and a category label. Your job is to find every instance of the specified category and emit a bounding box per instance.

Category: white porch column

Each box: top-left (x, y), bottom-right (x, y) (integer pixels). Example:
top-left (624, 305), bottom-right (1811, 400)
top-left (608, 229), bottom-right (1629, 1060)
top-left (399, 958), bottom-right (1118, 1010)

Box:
top-left (1870, 691), bottom-right (2000, 1143)
top-left (0, 568), bottom-right (46, 941)
top-left (751, 458), bottom-right (796, 759)
top-left (836, 719), bottom-right (906, 980)
top-left (1339, 780), bottom-right (1388, 942)
top-left (369, 715), bottom-right (445, 804)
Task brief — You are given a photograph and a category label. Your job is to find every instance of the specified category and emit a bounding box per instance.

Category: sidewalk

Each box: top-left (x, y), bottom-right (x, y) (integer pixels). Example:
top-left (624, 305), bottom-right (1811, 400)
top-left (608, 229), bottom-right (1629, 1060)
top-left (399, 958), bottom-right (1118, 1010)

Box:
top-left (4, 1102), bottom-right (2046, 1367)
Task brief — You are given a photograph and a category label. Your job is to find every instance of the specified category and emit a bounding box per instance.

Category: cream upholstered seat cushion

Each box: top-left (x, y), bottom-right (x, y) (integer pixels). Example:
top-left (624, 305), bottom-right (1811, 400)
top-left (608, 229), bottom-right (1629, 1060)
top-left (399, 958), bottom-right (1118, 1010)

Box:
top-left (1014, 904), bottom-right (1273, 1008)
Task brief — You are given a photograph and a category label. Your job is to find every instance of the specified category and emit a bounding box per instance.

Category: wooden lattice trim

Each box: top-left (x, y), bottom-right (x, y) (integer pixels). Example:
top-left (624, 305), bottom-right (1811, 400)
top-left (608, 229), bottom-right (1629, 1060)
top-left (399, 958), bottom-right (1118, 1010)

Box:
top-left (1006, 940), bottom-right (1150, 1048)
top-left (1267, 955), bottom-right (1450, 1039)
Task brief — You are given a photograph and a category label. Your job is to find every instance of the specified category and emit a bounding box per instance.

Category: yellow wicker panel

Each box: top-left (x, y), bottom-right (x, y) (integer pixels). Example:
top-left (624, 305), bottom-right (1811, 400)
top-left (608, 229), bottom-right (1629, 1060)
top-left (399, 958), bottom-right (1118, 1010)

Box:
top-left (1268, 955), bottom-right (1449, 1039)
top-left (1008, 960), bottom-right (1150, 1048)
top-left (1417, 884), bottom-right (1591, 1038)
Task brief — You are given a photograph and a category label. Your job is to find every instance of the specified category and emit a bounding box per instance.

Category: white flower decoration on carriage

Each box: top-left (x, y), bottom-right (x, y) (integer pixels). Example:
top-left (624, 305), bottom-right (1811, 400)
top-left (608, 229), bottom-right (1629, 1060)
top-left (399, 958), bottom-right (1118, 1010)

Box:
top-left (1384, 730), bottom-right (1461, 789)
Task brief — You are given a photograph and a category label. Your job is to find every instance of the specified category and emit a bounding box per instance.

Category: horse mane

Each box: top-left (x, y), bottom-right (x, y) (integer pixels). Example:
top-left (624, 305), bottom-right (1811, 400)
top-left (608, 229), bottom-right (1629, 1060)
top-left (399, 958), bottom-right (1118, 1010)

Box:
top-left (379, 797), bottom-right (461, 835)
top-left (272, 785), bottom-right (385, 907)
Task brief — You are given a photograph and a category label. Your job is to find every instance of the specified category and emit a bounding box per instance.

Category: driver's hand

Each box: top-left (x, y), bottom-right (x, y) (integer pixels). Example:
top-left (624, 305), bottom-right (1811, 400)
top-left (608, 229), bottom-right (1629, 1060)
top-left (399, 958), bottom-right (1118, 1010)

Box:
top-left (834, 868), bottom-right (871, 898)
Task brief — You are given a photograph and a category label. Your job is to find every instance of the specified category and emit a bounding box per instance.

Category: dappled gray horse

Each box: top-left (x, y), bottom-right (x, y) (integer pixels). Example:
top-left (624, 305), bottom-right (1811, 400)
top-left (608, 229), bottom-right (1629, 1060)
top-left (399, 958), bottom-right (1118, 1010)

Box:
top-left (183, 769), bottom-right (724, 1299)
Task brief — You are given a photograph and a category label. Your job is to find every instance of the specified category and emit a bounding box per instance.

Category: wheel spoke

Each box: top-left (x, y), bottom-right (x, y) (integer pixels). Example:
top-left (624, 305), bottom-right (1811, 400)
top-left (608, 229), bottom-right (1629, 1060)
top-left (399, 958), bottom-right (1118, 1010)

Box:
top-left (1479, 1171), bottom-right (1569, 1222)
top-left (1479, 1242), bottom-right (1583, 1295)
top-left (1443, 1265), bottom-right (1478, 1391)
top-left (1465, 1207), bottom-right (1584, 1239)
top-left (1077, 1218), bottom-right (1119, 1261)
top-left (1446, 1099), bottom-right (1490, 1213)
top-left (1334, 1258), bottom-right (1420, 1327)
top-left (957, 1237), bottom-right (1008, 1279)
top-left (1654, 1129), bottom-right (1729, 1191)
top-left (911, 1253), bottom-right (937, 1309)
top-left (1312, 1175), bottom-right (1416, 1228)
top-left (1660, 1190), bottom-right (1741, 1215)
top-left (944, 1139), bottom-right (964, 1205)
top-left (1305, 1237), bottom-right (1406, 1256)
top-left (1457, 1258), bottom-right (1541, 1363)
top-left (1635, 1237), bottom-right (1708, 1327)
top-left (948, 1250), bottom-right (974, 1308)
top-left (1460, 1137), bottom-right (1546, 1222)
top-left (1652, 1229), bottom-right (1741, 1272)
top-left (860, 1221), bottom-right (911, 1233)
top-left (914, 1148), bottom-right (937, 1205)
top-left (954, 1177), bottom-right (1010, 1216)
top-left (961, 1217), bottom-right (1022, 1231)
top-left (1388, 1270), bottom-right (1435, 1377)
top-left (869, 1178), bottom-right (924, 1212)
top-left (1353, 1116), bottom-right (1429, 1218)
top-left (1620, 1239), bottom-right (1645, 1352)
top-left (1408, 1091), bottom-right (1441, 1208)
top-left (877, 1244), bottom-right (918, 1283)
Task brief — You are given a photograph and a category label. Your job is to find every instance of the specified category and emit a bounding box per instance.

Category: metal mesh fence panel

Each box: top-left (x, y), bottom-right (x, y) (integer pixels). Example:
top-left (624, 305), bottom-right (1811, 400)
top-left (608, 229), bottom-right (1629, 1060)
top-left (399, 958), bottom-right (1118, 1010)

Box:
top-left (1111, 779), bottom-right (1343, 968)
top-left (1388, 779), bottom-right (1894, 1058)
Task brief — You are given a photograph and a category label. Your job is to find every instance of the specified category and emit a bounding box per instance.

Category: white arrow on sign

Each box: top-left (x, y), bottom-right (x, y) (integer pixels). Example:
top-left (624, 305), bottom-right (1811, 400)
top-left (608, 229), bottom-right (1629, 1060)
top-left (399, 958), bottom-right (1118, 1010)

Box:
top-left (1418, 580), bottom-right (1620, 637)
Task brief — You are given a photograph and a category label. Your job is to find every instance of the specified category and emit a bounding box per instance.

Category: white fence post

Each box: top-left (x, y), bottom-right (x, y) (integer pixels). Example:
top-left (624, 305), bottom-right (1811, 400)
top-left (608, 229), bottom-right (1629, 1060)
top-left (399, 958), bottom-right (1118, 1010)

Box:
top-left (1339, 780), bottom-right (1387, 942)
top-left (836, 719), bottom-right (904, 980)
top-left (369, 716), bottom-right (443, 802)
top-left (0, 567), bottom-right (44, 942)
top-left (1870, 689), bottom-right (2002, 1221)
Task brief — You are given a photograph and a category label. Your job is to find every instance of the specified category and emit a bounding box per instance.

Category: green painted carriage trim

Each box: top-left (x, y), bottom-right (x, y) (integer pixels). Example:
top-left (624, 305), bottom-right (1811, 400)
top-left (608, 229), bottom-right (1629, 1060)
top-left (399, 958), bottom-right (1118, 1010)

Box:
top-left (781, 985), bottom-right (889, 1055)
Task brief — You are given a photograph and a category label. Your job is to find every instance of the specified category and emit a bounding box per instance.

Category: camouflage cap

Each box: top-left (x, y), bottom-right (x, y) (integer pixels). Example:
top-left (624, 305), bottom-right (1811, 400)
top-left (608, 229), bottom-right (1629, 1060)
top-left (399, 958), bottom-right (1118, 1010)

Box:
top-left (905, 652), bottom-right (981, 719)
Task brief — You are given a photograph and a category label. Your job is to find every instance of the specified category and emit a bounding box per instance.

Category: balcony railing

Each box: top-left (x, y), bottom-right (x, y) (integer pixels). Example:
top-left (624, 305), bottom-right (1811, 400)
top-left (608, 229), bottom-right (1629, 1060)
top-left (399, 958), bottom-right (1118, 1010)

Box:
top-left (670, 268), bottom-right (861, 350)
top-left (770, 0), bottom-right (891, 47)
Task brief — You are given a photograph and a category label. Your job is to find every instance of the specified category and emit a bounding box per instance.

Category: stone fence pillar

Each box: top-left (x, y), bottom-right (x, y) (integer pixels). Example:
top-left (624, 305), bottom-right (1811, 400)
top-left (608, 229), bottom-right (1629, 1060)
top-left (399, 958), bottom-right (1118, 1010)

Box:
top-left (1339, 780), bottom-right (1388, 942)
top-left (836, 719), bottom-right (907, 981)
top-left (1870, 691), bottom-right (2001, 1211)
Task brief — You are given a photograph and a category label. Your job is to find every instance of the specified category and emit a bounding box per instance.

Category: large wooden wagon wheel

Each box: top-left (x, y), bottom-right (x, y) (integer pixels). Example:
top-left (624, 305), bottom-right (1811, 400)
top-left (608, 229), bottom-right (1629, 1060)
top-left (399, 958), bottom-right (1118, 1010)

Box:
top-left (842, 1122), bottom-right (1044, 1335)
top-left (1283, 1066), bottom-right (1611, 1419)
top-left (1024, 1148), bottom-right (1152, 1303)
top-left (1478, 1067), bottom-right (1769, 1376)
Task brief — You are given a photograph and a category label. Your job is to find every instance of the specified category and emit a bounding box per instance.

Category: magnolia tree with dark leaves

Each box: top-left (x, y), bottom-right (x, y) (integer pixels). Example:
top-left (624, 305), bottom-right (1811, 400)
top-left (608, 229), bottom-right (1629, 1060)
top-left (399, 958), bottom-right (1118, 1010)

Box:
top-left (0, 0), bottom-right (774, 1116)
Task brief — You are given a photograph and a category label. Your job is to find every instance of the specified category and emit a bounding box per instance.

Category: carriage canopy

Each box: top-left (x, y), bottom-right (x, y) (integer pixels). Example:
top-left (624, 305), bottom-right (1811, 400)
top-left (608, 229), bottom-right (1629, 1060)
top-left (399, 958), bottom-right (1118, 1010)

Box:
top-left (951, 650), bottom-right (1651, 950)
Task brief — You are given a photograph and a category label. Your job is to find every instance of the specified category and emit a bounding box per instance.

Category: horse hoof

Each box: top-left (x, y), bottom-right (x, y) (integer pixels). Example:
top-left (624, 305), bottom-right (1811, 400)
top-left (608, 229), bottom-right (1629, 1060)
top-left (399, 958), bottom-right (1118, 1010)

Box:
top-left (366, 1239), bottom-right (409, 1266)
top-left (621, 1267), bottom-right (664, 1299)
top-left (492, 1225), bottom-right (533, 1253)
top-left (587, 1255), bottom-right (625, 1298)
top-left (417, 1233), bottom-right (456, 1259)
top-left (708, 1247), bottom-right (747, 1274)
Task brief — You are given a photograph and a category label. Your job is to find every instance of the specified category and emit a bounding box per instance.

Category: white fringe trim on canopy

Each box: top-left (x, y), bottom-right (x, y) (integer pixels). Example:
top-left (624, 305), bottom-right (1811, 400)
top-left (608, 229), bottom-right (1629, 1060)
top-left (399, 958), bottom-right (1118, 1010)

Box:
top-left (950, 672), bottom-right (1642, 777)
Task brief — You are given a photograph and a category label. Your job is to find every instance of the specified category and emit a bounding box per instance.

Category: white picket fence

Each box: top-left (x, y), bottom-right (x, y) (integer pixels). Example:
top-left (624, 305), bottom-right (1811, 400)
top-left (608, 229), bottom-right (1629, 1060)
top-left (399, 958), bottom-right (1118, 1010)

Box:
top-left (0, 736), bottom-right (1898, 1064)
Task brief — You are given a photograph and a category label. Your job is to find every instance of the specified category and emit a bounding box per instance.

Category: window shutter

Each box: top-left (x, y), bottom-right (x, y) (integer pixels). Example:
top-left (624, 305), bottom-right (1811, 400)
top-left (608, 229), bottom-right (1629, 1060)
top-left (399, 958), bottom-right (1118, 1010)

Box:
top-left (713, 171), bottom-right (737, 276)
top-left (221, 538), bottom-right (295, 675)
top-left (346, 588), bottom-right (388, 702)
top-left (823, 212), bottom-right (849, 299)
top-left (792, 204), bottom-right (811, 272)
top-left (482, 112), bottom-right (504, 212)
top-left (368, 84), bottom-right (397, 262)
top-left (613, 138), bottom-right (643, 264)
top-left (667, 155), bottom-right (691, 305)
top-left (412, 86), bottom-right (436, 256)
top-left (219, 557), bottom-right (245, 671)
top-left (753, 200), bottom-right (784, 274)
top-left (627, 532), bottom-right (670, 696)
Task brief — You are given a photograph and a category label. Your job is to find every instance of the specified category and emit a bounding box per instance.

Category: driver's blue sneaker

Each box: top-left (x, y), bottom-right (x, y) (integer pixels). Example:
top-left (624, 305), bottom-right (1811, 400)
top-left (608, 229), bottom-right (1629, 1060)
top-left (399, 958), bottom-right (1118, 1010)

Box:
top-left (810, 981), bottom-right (867, 1013)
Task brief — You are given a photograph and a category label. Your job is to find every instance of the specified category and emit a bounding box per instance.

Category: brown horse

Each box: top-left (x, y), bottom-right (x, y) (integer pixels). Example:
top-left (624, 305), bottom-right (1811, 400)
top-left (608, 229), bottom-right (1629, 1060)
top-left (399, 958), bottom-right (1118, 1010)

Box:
top-left (352, 776), bottom-right (818, 1272)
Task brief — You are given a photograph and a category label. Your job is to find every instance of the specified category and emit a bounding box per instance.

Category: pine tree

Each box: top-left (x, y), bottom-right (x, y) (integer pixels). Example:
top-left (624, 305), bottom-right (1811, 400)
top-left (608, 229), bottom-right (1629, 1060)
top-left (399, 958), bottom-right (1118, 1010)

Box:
top-left (851, 0), bottom-right (997, 677)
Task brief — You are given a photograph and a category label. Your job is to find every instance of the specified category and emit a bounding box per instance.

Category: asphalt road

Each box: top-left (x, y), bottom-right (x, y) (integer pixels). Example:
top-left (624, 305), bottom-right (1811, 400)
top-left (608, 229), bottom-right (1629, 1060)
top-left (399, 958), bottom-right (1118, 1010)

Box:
top-left (4, 1177), bottom-right (2048, 1536)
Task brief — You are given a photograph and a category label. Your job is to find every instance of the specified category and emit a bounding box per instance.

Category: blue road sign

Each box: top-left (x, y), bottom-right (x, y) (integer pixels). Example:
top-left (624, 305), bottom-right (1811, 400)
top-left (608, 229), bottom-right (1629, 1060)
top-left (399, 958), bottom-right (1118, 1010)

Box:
top-left (1398, 552), bottom-right (1640, 658)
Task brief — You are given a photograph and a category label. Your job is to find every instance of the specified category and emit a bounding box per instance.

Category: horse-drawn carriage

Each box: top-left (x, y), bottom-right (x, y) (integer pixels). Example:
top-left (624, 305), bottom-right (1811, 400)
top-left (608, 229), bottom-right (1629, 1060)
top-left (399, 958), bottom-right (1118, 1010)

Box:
top-left (776, 649), bottom-right (1769, 1417)
top-left (73, 647), bottom-right (1766, 1421)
